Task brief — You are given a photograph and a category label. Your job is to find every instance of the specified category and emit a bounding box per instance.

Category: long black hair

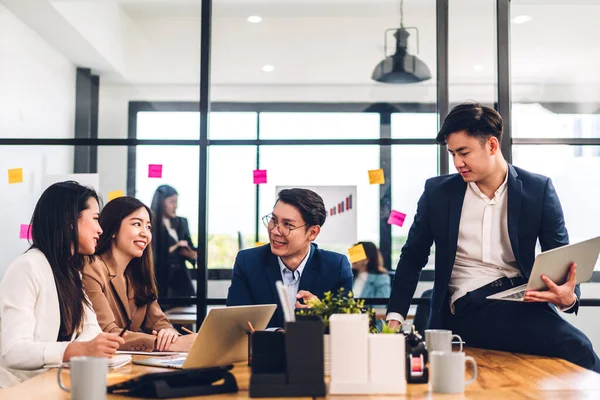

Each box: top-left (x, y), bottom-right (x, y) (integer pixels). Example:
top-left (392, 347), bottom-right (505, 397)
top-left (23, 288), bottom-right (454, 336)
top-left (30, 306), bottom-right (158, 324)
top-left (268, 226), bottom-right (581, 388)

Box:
top-left (150, 185), bottom-right (178, 296)
top-left (150, 184), bottom-right (179, 237)
top-left (30, 181), bottom-right (99, 338)
top-left (93, 197), bottom-right (158, 306)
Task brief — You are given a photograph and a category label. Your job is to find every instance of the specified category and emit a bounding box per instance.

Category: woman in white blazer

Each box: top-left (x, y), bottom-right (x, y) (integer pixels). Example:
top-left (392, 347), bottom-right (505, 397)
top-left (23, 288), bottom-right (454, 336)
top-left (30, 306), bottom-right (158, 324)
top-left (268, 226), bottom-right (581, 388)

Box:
top-left (0, 181), bottom-right (125, 388)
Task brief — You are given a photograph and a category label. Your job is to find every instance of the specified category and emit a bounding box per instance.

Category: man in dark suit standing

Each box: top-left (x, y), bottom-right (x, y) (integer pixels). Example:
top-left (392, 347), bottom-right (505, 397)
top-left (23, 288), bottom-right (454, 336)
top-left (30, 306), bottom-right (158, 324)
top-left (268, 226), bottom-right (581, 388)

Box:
top-left (226, 188), bottom-right (353, 328)
top-left (387, 102), bottom-right (600, 371)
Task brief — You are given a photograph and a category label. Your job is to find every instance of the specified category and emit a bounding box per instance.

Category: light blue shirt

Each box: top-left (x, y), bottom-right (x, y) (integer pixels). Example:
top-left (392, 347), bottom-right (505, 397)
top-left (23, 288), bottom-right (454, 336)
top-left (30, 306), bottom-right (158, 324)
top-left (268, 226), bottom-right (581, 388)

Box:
top-left (277, 246), bottom-right (311, 309)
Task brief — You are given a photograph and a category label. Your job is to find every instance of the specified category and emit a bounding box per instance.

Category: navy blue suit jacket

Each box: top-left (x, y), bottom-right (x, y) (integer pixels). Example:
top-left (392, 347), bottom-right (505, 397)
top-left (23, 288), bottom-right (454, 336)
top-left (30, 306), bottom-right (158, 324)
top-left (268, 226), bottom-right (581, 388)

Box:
top-left (387, 164), bottom-right (578, 329)
top-left (226, 243), bottom-right (354, 328)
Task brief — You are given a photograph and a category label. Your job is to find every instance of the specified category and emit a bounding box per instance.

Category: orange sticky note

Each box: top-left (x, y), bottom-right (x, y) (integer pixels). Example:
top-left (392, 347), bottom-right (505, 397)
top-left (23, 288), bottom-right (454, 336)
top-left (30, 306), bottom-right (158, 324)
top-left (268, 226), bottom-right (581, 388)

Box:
top-left (108, 190), bottom-right (125, 201)
top-left (368, 168), bottom-right (385, 185)
top-left (348, 244), bottom-right (368, 263)
top-left (7, 168), bottom-right (23, 184)
top-left (255, 242), bottom-right (268, 247)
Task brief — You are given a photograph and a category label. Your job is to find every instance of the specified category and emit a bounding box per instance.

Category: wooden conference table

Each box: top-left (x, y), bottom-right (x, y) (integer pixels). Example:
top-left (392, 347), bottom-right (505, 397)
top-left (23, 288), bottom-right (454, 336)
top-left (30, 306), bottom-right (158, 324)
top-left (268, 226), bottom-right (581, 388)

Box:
top-left (3, 348), bottom-right (600, 399)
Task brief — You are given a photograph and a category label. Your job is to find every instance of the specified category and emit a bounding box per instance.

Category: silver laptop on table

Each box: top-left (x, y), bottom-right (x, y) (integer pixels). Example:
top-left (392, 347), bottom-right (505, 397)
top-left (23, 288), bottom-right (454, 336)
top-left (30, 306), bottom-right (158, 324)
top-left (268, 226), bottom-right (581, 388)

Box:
top-left (487, 236), bottom-right (600, 302)
top-left (134, 304), bottom-right (276, 369)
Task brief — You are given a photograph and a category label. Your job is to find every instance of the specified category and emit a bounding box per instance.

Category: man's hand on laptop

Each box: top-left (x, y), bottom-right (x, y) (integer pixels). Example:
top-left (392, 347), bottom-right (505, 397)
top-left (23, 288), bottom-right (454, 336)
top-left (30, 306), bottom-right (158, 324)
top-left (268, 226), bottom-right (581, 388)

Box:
top-left (295, 290), bottom-right (318, 309)
top-left (523, 263), bottom-right (578, 308)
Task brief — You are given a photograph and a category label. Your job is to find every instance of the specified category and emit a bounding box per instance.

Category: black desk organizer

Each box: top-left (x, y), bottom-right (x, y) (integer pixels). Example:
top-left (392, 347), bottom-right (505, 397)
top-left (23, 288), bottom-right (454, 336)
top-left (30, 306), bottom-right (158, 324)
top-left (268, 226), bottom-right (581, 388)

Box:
top-left (107, 365), bottom-right (238, 398)
top-left (249, 315), bottom-right (326, 397)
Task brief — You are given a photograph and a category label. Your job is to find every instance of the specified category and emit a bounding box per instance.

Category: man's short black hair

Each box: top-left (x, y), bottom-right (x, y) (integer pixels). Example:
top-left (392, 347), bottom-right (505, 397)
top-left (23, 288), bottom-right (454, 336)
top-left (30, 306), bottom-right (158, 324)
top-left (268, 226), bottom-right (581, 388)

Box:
top-left (436, 102), bottom-right (504, 145)
top-left (276, 188), bottom-right (327, 227)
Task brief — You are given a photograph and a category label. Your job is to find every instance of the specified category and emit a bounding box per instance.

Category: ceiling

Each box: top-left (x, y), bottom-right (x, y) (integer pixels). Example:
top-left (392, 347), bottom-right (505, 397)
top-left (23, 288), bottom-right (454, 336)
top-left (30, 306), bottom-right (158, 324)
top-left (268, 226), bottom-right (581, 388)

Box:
top-left (1, 0), bottom-right (599, 89)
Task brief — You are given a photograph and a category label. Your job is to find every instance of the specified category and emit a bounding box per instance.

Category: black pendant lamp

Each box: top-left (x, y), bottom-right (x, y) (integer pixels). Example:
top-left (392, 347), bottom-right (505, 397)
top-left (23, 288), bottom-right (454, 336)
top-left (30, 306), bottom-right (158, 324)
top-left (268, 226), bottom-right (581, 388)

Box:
top-left (372, 0), bottom-right (431, 84)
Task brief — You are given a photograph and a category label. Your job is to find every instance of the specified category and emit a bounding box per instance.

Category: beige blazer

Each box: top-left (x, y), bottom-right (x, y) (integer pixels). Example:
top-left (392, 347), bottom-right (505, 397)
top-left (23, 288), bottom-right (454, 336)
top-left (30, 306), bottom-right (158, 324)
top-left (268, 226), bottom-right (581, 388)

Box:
top-left (82, 258), bottom-right (172, 351)
top-left (0, 249), bottom-right (102, 388)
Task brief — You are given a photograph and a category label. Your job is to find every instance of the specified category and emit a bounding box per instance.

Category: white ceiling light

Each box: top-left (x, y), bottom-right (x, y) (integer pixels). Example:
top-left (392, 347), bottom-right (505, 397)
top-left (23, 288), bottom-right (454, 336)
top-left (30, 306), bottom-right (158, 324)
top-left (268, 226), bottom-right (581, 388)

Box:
top-left (247, 16), bottom-right (262, 23)
top-left (473, 64), bottom-right (484, 72)
top-left (512, 15), bottom-right (532, 24)
top-left (262, 65), bottom-right (274, 72)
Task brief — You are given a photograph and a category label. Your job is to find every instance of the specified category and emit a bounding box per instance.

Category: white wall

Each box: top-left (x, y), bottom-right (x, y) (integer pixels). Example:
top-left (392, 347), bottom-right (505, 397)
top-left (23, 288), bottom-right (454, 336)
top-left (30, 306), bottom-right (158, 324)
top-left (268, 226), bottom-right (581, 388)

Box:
top-left (0, 4), bottom-right (75, 279)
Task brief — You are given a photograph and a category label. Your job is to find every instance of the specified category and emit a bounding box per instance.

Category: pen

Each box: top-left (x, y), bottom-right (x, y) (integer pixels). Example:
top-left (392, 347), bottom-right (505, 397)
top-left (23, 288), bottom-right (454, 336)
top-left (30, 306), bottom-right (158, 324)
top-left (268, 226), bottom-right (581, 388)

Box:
top-left (181, 326), bottom-right (194, 334)
top-left (247, 321), bottom-right (255, 333)
top-left (119, 320), bottom-right (131, 337)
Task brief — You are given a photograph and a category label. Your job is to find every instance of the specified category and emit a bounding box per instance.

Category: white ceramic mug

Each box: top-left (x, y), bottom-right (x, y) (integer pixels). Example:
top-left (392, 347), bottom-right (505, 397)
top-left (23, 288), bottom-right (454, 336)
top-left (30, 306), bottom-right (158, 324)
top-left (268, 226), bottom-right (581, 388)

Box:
top-left (430, 351), bottom-right (477, 394)
top-left (425, 329), bottom-right (463, 352)
top-left (57, 356), bottom-right (108, 400)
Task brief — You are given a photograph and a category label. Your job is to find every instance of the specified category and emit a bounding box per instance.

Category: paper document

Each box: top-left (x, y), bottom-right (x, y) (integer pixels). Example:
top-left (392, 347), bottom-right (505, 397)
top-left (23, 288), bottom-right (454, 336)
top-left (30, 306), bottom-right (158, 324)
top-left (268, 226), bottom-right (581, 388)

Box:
top-left (275, 280), bottom-right (295, 323)
top-left (116, 350), bottom-right (188, 356)
top-left (54, 354), bottom-right (132, 370)
top-left (108, 354), bottom-right (132, 369)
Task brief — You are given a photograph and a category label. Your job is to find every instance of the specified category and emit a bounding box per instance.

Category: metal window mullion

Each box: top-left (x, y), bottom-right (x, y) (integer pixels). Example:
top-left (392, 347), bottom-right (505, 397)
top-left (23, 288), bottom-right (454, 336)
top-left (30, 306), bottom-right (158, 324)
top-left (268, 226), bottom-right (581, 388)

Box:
top-left (497, 0), bottom-right (512, 163)
top-left (437, 0), bottom-right (449, 176)
top-left (196, 0), bottom-right (212, 327)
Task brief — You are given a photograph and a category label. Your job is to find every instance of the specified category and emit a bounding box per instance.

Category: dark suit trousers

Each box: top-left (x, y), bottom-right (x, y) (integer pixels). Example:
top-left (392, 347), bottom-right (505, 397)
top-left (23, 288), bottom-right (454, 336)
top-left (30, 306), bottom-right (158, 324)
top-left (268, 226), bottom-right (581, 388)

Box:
top-left (444, 277), bottom-right (600, 373)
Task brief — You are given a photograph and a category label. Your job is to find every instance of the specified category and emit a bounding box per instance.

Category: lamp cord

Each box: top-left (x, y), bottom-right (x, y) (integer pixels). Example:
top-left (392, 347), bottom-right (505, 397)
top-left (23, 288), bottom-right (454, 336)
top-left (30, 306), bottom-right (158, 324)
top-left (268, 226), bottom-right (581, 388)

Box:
top-left (400, 0), bottom-right (404, 28)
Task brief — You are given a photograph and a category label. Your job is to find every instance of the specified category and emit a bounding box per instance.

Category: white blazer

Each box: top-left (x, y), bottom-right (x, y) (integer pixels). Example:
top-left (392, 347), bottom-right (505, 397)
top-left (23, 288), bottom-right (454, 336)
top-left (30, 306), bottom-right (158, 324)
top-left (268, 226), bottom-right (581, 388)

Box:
top-left (0, 249), bottom-right (102, 388)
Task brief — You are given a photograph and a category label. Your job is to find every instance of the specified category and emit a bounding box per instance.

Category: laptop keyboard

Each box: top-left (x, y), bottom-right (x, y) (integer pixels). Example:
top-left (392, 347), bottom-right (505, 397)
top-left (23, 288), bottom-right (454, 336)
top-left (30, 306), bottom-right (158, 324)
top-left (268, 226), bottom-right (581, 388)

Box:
top-left (152, 356), bottom-right (185, 366)
top-left (502, 289), bottom-right (527, 300)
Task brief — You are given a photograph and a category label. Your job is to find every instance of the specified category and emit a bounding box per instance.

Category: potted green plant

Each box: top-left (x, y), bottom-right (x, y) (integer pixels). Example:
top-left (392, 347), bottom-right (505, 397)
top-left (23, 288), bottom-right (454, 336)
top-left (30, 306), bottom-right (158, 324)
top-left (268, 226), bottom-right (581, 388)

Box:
top-left (377, 320), bottom-right (402, 334)
top-left (296, 288), bottom-right (376, 375)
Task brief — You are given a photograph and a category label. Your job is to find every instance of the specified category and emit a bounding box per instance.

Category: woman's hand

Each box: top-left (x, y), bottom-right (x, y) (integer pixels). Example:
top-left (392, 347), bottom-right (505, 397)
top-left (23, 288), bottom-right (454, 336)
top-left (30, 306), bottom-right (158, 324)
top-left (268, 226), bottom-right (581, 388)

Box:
top-left (179, 246), bottom-right (197, 260)
top-left (152, 328), bottom-right (180, 351)
top-left (169, 240), bottom-right (190, 254)
top-left (168, 333), bottom-right (197, 352)
top-left (63, 332), bottom-right (125, 361)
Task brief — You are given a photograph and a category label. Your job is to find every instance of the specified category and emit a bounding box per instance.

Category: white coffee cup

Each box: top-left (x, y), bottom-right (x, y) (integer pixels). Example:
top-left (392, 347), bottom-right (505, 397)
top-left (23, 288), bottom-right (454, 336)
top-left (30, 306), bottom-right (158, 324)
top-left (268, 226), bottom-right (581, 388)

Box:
top-left (425, 329), bottom-right (463, 352)
top-left (430, 351), bottom-right (477, 394)
top-left (57, 356), bottom-right (108, 400)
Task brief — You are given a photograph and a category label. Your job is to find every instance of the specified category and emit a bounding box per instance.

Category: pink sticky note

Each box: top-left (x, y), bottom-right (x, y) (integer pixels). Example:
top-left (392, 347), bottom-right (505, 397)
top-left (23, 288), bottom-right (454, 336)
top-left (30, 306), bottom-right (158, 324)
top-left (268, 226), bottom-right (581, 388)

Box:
top-left (148, 164), bottom-right (163, 178)
top-left (19, 224), bottom-right (32, 240)
top-left (253, 169), bottom-right (267, 184)
top-left (387, 210), bottom-right (407, 227)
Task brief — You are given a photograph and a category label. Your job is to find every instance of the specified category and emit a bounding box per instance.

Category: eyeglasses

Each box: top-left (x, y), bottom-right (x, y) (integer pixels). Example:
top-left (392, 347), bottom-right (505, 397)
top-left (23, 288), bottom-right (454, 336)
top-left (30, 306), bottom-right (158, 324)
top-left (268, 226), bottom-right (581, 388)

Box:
top-left (262, 214), bottom-right (307, 237)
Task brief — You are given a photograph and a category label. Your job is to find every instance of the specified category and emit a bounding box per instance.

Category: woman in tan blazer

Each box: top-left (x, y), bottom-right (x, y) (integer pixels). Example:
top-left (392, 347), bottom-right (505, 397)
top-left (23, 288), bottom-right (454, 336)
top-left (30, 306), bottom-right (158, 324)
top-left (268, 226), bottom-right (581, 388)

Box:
top-left (83, 196), bottom-right (196, 352)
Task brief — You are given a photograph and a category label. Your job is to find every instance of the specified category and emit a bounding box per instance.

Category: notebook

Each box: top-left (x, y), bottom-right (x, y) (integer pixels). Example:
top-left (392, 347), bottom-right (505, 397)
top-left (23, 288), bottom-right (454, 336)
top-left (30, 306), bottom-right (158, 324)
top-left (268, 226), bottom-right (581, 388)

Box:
top-left (57, 354), bottom-right (132, 369)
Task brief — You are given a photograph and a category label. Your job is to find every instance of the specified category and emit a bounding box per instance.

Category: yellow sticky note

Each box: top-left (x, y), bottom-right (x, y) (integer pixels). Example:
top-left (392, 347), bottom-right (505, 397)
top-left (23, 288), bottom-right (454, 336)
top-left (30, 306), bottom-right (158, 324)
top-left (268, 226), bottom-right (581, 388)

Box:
top-left (7, 168), bottom-right (23, 184)
top-left (108, 190), bottom-right (125, 201)
top-left (368, 168), bottom-right (385, 185)
top-left (255, 242), bottom-right (268, 247)
top-left (348, 244), bottom-right (368, 264)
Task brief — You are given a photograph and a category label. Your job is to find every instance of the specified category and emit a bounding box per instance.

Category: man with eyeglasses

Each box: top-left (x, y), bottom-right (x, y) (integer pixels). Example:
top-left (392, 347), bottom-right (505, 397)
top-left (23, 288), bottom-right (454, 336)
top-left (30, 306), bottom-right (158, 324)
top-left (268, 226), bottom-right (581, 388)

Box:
top-left (226, 188), bottom-right (353, 328)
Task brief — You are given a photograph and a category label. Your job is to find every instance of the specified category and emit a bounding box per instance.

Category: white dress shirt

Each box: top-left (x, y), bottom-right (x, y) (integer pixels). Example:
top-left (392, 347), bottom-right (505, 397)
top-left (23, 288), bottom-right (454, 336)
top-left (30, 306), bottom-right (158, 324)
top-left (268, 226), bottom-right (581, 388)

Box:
top-left (277, 246), bottom-right (311, 308)
top-left (448, 173), bottom-right (521, 312)
top-left (163, 218), bottom-right (179, 242)
top-left (0, 249), bottom-right (102, 388)
top-left (353, 271), bottom-right (369, 298)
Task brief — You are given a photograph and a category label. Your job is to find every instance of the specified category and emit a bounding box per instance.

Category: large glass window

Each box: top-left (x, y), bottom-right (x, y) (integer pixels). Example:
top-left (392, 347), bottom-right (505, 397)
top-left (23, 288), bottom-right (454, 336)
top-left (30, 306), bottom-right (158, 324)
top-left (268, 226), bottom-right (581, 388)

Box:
top-left (512, 145), bottom-right (600, 266)
top-left (208, 146), bottom-right (257, 269)
top-left (260, 113), bottom-right (380, 140)
top-left (511, 1), bottom-right (600, 114)
top-left (390, 145), bottom-right (438, 268)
